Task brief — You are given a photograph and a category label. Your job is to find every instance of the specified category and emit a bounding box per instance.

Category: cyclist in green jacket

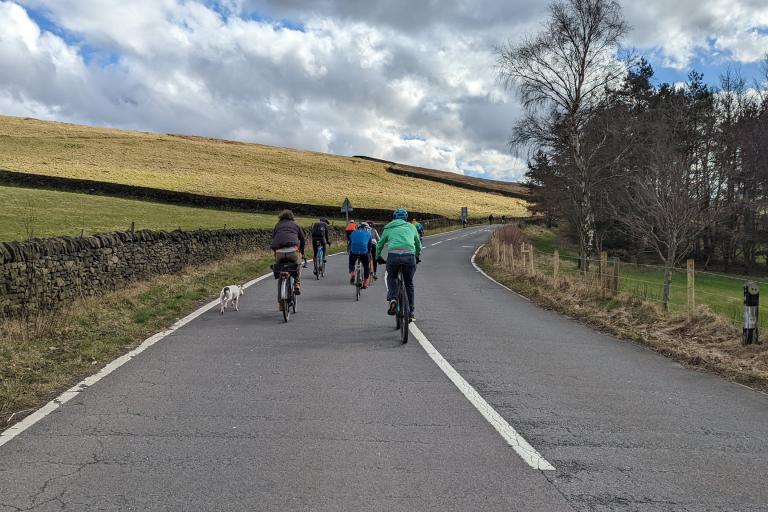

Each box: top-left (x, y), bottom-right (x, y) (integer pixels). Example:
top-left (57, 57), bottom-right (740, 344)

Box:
top-left (375, 208), bottom-right (421, 320)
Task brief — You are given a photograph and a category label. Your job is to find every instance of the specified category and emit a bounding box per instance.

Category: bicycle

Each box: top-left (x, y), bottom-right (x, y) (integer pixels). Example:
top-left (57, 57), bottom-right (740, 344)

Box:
top-left (392, 266), bottom-right (410, 343)
top-left (313, 246), bottom-right (325, 279)
top-left (354, 257), bottom-right (365, 301)
top-left (273, 262), bottom-right (298, 322)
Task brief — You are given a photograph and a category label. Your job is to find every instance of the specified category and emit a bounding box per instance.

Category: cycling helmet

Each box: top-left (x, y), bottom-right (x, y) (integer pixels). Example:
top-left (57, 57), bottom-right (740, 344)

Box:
top-left (393, 208), bottom-right (409, 220)
top-left (320, 217), bottom-right (329, 223)
top-left (358, 222), bottom-right (369, 229)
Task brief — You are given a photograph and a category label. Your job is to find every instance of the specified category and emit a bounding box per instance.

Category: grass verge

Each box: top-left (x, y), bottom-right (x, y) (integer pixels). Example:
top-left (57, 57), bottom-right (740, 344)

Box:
top-left (0, 250), bottom-right (274, 428)
top-left (477, 227), bottom-right (768, 392)
top-left (525, 224), bottom-right (768, 330)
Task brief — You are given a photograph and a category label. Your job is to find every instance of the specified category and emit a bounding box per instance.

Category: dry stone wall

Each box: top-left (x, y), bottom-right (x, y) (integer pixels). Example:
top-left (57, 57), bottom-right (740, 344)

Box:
top-left (0, 227), bottom-right (336, 318)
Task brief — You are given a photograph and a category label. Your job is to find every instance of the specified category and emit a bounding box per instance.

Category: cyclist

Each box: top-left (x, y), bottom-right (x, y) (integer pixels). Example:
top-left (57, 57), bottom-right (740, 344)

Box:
top-left (375, 208), bottom-right (421, 321)
top-left (364, 221), bottom-right (381, 280)
top-left (310, 217), bottom-right (331, 274)
top-left (270, 209), bottom-right (305, 295)
top-left (348, 223), bottom-right (373, 288)
top-left (411, 219), bottom-right (425, 240)
top-left (345, 219), bottom-right (357, 252)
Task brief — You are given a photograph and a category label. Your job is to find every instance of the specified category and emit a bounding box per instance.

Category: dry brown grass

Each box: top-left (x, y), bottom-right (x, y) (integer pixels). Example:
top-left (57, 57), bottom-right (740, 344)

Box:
top-left (390, 163), bottom-right (530, 198)
top-left (0, 116), bottom-right (529, 218)
top-left (477, 233), bottom-right (768, 391)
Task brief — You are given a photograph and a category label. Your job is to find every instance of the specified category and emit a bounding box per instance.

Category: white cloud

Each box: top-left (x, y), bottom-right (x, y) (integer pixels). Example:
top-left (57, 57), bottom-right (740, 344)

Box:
top-left (623, 0), bottom-right (768, 69)
top-left (0, 0), bottom-right (766, 183)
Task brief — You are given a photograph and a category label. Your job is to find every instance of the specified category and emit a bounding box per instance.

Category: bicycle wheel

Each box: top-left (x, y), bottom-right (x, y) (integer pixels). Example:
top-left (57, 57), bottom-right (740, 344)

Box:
top-left (314, 255), bottom-right (320, 280)
top-left (282, 300), bottom-right (290, 322)
top-left (355, 261), bottom-right (363, 301)
top-left (399, 282), bottom-right (409, 344)
top-left (279, 276), bottom-right (290, 322)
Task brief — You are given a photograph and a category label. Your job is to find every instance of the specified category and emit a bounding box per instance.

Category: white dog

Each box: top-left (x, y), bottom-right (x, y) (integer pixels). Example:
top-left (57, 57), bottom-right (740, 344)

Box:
top-left (219, 284), bottom-right (245, 314)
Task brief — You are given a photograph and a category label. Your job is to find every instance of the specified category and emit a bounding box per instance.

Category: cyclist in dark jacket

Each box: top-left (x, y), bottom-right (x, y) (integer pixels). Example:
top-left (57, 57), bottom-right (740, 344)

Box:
top-left (310, 217), bottom-right (331, 268)
top-left (271, 210), bottom-right (305, 294)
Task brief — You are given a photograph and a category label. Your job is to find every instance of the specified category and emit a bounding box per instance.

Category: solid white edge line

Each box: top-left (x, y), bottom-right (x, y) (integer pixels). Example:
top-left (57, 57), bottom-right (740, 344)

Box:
top-left (470, 244), bottom-right (530, 302)
top-left (0, 271), bottom-right (274, 448)
top-left (409, 322), bottom-right (555, 471)
top-left (0, 226), bottom-right (480, 447)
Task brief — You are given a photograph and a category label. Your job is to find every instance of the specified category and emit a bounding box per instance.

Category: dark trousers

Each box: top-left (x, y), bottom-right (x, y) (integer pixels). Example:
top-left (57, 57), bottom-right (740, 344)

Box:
top-left (386, 253), bottom-right (416, 313)
top-left (349, 253), bottom-right (371, 279)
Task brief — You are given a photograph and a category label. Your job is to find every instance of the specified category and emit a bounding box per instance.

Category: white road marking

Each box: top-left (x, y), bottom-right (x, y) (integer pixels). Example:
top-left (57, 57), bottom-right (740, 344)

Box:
top-left (470, 245), bottom-right (530, 302)
top-left (410, 323), bottom-right (555, 471)
top-left (0, 271), bottom-right (274, 448)
top-left (431, 241), bottom-right (444, 246)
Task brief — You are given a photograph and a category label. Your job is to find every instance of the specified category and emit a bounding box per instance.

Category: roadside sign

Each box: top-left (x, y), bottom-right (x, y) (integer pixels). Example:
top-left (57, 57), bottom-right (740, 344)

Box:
top-left (341, 198), bottom-right (353, 221)
top-left (460, 207), bottom-right (468, 220)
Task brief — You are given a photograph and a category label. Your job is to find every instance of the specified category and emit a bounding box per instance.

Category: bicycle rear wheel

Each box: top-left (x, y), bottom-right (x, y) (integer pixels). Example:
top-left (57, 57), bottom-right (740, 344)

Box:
top-left (399, 283), bottom-right (409, 344)
top-left (314, 256), bottom-right (320, 280)
top-left (282, 300), bottom-right (290, 322)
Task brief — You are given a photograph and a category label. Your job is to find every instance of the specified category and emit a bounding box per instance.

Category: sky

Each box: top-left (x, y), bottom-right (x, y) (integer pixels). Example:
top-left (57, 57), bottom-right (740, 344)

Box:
top-left (0, 1), bottom-right (766, 182)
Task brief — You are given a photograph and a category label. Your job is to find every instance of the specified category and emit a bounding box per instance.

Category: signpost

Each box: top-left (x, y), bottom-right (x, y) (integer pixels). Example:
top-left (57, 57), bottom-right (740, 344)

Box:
top-left (460, 207), bottom-right (468, 228)
top-left (341, 197), bottom-right (353, 222)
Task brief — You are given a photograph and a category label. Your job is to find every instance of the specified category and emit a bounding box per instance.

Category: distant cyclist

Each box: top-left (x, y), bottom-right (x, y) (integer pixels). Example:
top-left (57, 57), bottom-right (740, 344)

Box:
top-left (365, 221), bottom-right (381, 280)
top-left (310, 217), bottom-right (331, 274)
top-left (376, 208), bottom-right (421, 321)
top-left (345, 219), bottom-right (357, 252)
top-left (270, 209), bottom-right (305, 295)
top-left (349, 223), bottom-right (373, 288)
top-left (411, 219), bottom-right (425, 240)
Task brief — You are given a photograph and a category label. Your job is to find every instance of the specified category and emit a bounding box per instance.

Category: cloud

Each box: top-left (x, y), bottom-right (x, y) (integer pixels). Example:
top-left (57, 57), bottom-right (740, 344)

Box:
top-left (623, 0), bottom-right (768, 69)
top-left (0, 1), bottom-right (766, 183)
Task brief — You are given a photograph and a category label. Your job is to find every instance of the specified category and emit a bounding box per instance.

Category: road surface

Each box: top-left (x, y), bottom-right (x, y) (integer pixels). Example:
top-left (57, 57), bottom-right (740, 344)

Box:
top-left (1, 227), bottom-right (767, 511)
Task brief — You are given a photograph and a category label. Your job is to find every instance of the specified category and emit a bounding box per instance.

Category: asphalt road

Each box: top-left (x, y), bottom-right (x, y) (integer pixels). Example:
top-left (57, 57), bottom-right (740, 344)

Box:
top-left (1, 226), bottom-right (767, 511)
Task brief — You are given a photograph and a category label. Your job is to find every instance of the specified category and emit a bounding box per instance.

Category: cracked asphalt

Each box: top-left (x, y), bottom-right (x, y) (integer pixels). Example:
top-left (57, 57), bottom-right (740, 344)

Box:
top-left (1, 227), bottom-right (767, 511)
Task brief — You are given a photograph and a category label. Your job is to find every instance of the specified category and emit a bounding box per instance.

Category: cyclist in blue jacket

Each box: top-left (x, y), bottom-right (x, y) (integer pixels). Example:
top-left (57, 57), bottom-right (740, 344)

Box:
top-left (348, 223), bottom-right (373, 288)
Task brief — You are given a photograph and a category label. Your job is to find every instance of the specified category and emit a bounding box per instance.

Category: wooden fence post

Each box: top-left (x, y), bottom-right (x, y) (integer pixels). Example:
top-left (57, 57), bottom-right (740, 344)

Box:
top-left (520, 242), bottom-right (526, 271)
top-left (600, 251), bottom-right (608, 297)
top-left (687, 259), bottom-right (695, 319)
top-left (553, 249), bottom-right (560, 286)
top-left (529, 244), bottom-right (535, 275)
top-left (612, 258), bottom-right (620, 293)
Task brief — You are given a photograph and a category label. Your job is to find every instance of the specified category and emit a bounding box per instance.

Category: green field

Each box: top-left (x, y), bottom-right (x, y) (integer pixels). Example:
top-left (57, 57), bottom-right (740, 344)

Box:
top-left (0, 186), bottom-right (327, 241)
top-left (0, 116), bottom-right (528, 218)
top-left (526, 226), bottom-right (768, 329)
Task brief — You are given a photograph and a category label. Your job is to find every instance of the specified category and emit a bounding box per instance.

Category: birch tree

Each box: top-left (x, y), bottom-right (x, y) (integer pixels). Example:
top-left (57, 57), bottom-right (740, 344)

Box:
top-left (497, 0), bottom-right (628, 270)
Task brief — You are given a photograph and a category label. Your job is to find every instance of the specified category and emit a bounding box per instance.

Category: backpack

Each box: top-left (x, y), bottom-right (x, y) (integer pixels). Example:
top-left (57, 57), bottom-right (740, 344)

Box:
top-left (311, 222), bottom-right (327, 238)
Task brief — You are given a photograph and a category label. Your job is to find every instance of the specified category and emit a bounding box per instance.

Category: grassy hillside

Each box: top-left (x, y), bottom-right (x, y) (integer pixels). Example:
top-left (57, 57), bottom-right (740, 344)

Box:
top-left (0, 116), bottom-right (528, 218)
top-left (0, 186), bottom-right (323, 241)
top-left (388, 163), bottom-right (529, 199)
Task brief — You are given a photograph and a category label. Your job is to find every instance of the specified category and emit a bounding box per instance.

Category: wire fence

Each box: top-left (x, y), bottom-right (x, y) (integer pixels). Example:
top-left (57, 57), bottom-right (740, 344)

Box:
top-left (480, 230), bottom-right (767, 332)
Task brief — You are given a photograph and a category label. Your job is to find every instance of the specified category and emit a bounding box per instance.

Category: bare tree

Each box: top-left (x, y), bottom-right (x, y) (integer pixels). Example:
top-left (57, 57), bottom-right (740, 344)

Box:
top-left (615, 95), bottom-right (714, 310)
top-left (497, 0), bottom-right (628, 270)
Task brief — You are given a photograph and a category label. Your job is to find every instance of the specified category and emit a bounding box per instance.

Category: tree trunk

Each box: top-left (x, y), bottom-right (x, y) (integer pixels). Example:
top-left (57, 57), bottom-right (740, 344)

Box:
top-left (662, 266), bottom-right (672, 312)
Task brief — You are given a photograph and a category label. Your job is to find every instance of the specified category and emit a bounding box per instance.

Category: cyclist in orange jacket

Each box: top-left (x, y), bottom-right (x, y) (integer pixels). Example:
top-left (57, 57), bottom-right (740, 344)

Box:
top-left (345, 219), bottom-right (357, 252)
